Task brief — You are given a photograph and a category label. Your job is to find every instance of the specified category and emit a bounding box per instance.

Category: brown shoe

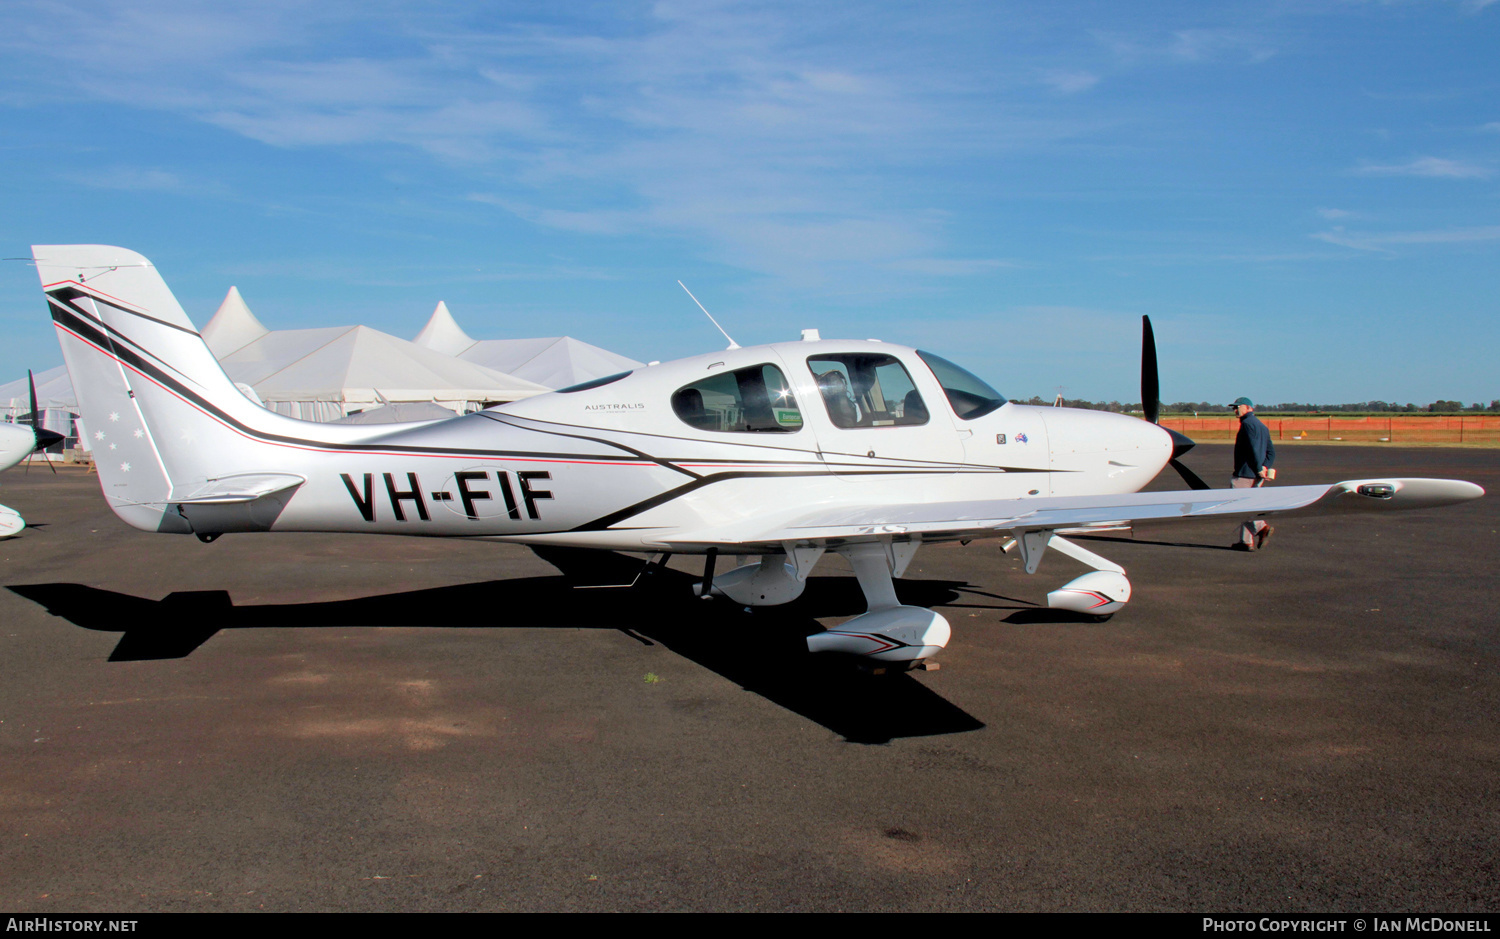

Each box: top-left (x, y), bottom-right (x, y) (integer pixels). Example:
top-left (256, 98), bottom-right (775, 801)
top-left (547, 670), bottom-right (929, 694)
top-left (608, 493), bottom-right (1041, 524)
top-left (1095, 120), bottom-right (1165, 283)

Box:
top-left (1255, 525), bottom-right (1274, 549)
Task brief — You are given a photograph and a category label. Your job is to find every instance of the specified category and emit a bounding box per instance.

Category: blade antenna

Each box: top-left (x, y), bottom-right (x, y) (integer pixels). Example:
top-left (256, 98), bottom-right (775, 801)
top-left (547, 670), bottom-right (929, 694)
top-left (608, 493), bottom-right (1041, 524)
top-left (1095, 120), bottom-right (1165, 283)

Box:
top-left (678, 281), bottom-right (739, 350)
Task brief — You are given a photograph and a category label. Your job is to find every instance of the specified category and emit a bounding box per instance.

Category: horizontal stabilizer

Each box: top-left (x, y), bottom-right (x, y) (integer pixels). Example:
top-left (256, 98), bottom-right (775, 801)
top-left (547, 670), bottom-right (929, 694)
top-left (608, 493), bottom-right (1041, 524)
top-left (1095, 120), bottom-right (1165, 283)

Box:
top-left (165, 474), bottom-right (306, 505)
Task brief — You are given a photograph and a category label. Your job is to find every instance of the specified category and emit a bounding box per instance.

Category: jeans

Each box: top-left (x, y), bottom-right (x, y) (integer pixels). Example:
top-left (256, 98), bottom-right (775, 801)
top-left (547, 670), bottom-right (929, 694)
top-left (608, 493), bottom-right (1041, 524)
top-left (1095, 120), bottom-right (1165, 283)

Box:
top-left (1232, 475), bottom-right (1268, 545)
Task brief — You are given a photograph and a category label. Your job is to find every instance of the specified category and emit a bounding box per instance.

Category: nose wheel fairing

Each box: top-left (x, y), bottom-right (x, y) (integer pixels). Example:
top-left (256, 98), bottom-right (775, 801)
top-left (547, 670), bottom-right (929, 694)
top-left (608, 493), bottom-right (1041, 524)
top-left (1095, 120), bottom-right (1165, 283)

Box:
top-left (1009, 530), bottom-right (1134, 619)
top-left (1047, 570), bottom-right (1131, 616)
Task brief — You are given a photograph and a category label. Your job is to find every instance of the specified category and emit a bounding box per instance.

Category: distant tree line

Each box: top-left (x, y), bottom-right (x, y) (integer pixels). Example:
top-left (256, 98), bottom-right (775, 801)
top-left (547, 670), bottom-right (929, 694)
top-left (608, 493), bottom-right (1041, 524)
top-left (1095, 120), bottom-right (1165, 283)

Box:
top-left (1018, 397), bottom-right (1500, 414)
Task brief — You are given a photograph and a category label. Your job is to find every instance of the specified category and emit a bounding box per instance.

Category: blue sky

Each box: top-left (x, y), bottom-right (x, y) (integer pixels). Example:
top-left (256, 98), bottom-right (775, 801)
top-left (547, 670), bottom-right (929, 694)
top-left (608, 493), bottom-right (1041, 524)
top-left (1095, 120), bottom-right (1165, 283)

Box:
top-left (1, 0), bottom-right (1495, 404)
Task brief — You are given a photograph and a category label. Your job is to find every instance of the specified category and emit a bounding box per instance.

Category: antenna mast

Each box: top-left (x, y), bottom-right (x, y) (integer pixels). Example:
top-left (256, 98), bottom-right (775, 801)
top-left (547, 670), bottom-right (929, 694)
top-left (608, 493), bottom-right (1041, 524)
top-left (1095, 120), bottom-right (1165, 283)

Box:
top-left (678, 281), bottom-right (739, 350)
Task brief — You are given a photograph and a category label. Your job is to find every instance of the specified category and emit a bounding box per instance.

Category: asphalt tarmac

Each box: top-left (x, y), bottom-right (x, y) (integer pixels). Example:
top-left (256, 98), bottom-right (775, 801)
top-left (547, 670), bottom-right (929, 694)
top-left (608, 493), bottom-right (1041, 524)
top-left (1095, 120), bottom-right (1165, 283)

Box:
top-left (0, 444), bottom-right (1495, 913)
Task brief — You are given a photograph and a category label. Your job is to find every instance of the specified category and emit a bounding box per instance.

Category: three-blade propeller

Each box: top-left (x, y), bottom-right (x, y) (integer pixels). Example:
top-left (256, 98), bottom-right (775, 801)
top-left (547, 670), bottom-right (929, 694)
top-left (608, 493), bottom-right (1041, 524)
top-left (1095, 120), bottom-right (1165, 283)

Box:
top-left (1141, 316), bottom-right (1211, 491)
top-left (21, 369), bottom-right (64, 474)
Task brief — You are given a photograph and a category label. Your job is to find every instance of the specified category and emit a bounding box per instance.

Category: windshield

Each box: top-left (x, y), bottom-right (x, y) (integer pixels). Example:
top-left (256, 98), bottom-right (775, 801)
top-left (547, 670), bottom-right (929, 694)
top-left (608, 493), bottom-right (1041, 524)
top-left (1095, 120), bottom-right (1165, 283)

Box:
top-left (916, 351), bottom-right (1006, 420)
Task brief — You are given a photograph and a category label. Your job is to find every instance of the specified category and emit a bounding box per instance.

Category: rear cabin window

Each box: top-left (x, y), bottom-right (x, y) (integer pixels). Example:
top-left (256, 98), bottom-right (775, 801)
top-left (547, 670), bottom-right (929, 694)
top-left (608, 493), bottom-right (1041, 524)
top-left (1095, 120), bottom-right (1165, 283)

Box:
top-left (916, 351), bottom-right (1006, 420)
top-left (671, 363), bottom-right (803, 433)
top-left (807, 354), bottom-right (928, 429)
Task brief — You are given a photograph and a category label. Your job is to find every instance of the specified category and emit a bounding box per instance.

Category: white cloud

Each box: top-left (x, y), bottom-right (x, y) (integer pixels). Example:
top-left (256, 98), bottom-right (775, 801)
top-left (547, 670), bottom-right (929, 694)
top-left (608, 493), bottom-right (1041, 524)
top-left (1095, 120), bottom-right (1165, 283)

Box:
top-left (799, 70), bottom-right (868, 95)
top-left (1042, 70), bottom-right (1099, 94)
top-left (66, 168), bottom-right (185, 191)
top-left (1087, 250), bottom-right (1351, 264)
top-left (890, 258), bottom-right (1020, 276)
top-left (470, 194), bottom-right (640, 236)
top-left (58, 166), bottom-right (243, 202)
top-left (1311, 225), bottom-right (1500, 252)
top-left (1353, 157), bottom-right (1492, 179)
top-left (27, 2), bottom-right (1080, 288)
top-left (1170, 29), bottom-right (1276, 64)
top-left (1093, 27), bottom-right (1275, 65)
top-left (1343, 0), bottom-right (1495, 13)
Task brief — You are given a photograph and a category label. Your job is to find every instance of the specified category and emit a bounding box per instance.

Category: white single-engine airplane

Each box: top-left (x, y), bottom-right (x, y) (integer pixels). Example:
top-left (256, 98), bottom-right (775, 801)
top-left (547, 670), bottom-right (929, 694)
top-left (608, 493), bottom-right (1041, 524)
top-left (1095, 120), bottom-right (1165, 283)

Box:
top-left (1, 370), bottom-right (67, 537)
top-left (0, 422), bottom-right (37, 474)
top-left (1, 370), bottom-right (66, 474)
top-left (33, 245), bottom-right (1484, 666)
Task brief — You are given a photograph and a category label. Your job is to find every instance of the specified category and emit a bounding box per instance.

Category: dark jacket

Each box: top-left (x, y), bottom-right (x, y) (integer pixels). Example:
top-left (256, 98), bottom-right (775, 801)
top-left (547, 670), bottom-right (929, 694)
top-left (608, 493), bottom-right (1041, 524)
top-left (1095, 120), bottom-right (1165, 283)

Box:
top-left (1234, 412), bottom-right (1276, 479)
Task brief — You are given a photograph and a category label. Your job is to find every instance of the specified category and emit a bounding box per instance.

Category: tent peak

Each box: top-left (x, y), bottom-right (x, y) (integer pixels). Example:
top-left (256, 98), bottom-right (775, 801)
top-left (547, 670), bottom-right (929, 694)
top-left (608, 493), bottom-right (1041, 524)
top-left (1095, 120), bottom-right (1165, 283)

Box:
top-left (202, 286), bottom-right (270, 358)
top-left (414, 300), bottom-right (476, 356)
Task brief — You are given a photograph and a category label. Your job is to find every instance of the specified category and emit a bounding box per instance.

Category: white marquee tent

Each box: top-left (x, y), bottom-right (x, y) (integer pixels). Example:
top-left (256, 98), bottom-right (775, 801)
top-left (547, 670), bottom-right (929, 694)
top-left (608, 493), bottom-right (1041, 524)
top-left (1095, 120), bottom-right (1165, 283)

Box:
top-left (0, 364), bottom-right (76, 415)
top-left (413, 302), bottom-right (642, 389)
top-left (203, 288), bottom-right (549, 422)
top-left (4, 289), bottom-right (634, 445)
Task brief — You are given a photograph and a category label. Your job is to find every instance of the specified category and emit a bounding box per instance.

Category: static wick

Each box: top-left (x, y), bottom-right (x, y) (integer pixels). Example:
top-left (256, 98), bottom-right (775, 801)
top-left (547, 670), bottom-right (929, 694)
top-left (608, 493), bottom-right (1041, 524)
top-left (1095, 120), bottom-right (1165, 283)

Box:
top-left (678, 280), bottom-right (739, 350)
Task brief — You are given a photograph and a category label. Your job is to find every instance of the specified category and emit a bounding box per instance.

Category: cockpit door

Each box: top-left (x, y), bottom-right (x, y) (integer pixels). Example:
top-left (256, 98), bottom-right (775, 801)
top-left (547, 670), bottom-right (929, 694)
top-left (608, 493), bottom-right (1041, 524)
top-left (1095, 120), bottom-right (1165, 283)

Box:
top-left (793, 349), bottom-right (966, 480)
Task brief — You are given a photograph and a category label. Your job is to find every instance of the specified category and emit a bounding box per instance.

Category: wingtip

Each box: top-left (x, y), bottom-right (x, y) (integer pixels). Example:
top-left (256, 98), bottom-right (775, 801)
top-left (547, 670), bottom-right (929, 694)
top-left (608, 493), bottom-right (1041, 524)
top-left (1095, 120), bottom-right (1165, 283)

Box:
top-left (1343, 478), bottom-right (1486, 508)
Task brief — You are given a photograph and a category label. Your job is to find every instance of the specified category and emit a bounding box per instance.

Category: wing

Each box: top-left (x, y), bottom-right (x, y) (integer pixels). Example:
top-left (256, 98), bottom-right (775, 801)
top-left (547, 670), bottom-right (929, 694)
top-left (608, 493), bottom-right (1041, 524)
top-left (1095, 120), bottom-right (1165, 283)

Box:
top-left (659, 477), bottom-right (1484, 550)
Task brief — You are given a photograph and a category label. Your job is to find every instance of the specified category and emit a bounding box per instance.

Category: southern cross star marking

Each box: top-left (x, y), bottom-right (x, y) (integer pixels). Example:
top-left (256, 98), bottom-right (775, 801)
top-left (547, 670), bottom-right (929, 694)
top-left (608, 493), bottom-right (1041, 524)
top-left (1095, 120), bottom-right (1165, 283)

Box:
top-left (120, 462), bottom-right (131, 472)
top-left (108, 412), bottom-right (119, 422)
top-left (132, 429), bottom-right (143, 439)
top-left (108, 443), bottom-right (116, 450)
top-left (94, 431), bottom-right (105, 441)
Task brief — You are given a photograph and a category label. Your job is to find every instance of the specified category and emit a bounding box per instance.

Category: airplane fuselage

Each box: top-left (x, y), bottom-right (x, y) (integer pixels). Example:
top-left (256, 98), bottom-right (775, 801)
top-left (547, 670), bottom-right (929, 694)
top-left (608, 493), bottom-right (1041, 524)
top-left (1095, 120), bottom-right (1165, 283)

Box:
top-left (184, 339), bottom-right (1175, 551)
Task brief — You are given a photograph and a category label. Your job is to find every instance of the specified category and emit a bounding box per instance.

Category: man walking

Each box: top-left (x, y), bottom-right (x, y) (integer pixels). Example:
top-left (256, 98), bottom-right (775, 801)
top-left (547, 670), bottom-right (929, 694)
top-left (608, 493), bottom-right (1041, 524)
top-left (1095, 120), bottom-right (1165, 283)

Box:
top-left (1231, 396), bottom-right (1276, 550)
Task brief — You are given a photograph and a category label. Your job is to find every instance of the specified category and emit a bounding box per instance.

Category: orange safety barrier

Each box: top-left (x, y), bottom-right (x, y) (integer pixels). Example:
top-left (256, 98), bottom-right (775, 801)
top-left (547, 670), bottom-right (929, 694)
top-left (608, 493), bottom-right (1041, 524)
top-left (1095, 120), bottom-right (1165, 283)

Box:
top-left (1160, 415), bottom-right (1500, 444)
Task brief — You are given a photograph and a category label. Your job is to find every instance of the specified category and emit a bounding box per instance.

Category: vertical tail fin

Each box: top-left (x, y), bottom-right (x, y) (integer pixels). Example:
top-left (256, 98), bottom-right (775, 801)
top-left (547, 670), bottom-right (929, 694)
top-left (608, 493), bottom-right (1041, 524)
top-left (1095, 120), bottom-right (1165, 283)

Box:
top-left (34, 245), bottom-right (318, 531)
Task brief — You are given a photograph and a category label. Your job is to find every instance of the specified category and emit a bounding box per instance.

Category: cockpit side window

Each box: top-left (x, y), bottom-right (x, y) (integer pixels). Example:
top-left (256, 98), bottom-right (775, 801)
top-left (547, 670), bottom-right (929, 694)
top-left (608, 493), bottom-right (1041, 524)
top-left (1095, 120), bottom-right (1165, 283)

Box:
top-left (671, 363), bottom-right (803, 433)
top-left (916, 350), bottom-right (1006, 420)
top-left (807, 354), bottom-right (928, 429)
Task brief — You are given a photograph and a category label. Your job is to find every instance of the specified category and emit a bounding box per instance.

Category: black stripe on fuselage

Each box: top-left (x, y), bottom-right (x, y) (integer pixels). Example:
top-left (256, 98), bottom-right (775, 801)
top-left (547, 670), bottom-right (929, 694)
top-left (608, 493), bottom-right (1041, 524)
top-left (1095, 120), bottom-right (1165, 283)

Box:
top-left (47, 294), bottom-right (663, 464)
top-left (567, 465), bottom-right (997, 532)
top-left (485, 411), bottom-right (1053, 476)
top-left (570, 471), bottom-right (826, 532)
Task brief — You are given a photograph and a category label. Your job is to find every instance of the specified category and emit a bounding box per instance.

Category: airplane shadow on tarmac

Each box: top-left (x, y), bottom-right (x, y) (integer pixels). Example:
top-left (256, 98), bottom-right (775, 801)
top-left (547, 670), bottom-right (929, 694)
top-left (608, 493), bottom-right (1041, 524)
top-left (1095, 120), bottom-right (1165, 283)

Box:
top-left (4, 557), bottom-right (1063, 744)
